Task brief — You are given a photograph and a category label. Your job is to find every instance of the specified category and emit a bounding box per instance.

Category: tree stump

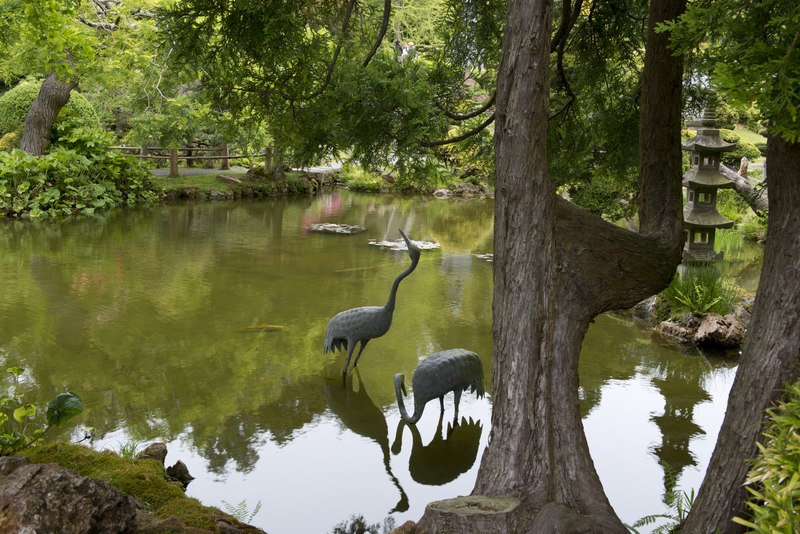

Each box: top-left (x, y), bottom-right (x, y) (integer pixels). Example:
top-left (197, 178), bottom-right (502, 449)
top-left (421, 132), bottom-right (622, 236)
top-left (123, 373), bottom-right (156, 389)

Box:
top-left (414, 495), bottom-right (521, 534)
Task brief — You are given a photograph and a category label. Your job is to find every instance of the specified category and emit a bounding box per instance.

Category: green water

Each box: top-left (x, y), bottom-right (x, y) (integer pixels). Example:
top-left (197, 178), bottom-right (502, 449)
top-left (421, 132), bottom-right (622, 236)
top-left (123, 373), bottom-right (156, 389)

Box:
top-left (0, 192), bottom-right (741, 533)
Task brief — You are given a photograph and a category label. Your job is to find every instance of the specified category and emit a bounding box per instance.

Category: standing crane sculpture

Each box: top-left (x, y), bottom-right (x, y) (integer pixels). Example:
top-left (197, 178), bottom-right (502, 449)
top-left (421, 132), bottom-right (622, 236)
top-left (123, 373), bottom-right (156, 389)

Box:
top-left (394, 349), bottom-right (484, 424)
top-left (324, 229), bottom-right (421, 376)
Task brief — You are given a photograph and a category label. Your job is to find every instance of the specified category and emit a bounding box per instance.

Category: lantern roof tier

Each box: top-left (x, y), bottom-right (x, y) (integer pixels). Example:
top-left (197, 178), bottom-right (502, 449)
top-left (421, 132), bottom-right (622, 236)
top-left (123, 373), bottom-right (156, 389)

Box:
top-left (683, 205), bottom-right (735, 229)
top-left (682, 130), bottom-right (736, 152)
top-left (682, 168), bottom-right (736, 188)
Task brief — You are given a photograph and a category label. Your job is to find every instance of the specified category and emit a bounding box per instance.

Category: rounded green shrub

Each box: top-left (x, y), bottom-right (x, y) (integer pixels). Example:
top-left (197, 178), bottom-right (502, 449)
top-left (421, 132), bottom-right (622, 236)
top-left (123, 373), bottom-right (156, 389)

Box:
top-left (720, 129), bottom-right (762, 168)
top-left (0, 80), bottom-right (100, 140)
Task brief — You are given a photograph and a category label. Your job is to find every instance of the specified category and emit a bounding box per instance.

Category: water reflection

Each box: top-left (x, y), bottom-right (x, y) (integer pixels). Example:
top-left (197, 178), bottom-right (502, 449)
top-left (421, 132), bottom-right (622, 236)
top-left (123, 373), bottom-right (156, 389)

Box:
top-left (391, 415), bottom-right (483, 486)
top-left (325, 366), bottom-right (408, 513)
top-left (0, 193), bottom-right (748, 533)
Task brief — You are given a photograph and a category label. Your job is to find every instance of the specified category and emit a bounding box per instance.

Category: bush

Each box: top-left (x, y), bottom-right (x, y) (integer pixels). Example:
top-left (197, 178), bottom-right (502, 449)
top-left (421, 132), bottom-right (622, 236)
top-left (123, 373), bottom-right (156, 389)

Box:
top-left (340, 164), bottom-right (383, 193)
top-left (734, 380), bottom-right (800, 533)
top-left (0, 148), bottom-right (161, 218)
top-left (0, 80), bottom-right (101, 144)
top-left (720, 129), bottom-right (762, 168)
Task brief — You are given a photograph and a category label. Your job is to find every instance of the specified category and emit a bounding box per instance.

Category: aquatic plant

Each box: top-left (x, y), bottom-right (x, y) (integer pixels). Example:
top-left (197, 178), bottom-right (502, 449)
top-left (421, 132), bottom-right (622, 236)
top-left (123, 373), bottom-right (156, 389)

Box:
top-left (0, 366), bottom-right (84, 456)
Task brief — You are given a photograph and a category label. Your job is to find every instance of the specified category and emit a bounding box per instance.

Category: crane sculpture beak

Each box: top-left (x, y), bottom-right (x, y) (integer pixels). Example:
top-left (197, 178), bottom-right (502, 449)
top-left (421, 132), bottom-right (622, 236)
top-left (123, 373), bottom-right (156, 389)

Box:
top-left (398, 229), bottom-right (420, 257)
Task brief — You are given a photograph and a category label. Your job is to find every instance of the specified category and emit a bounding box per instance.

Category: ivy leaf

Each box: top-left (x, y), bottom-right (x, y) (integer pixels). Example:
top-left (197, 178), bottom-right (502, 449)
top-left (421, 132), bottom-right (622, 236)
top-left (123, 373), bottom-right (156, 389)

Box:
top-left (46, 392), bottom-right (84, 427)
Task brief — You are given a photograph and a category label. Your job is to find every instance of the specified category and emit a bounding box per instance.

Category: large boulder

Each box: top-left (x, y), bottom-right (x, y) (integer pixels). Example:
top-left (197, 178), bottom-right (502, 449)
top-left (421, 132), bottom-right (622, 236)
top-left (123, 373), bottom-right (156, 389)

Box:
top-left (0, 456), bottom-right (139, 533)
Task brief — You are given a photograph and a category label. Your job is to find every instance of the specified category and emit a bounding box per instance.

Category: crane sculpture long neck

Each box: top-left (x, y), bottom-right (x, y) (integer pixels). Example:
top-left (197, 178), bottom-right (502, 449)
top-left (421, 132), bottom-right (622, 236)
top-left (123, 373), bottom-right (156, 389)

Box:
top-left (394, 374), bottom-right (424, 424)
top-left (384, 251), bottom-right (419, 312)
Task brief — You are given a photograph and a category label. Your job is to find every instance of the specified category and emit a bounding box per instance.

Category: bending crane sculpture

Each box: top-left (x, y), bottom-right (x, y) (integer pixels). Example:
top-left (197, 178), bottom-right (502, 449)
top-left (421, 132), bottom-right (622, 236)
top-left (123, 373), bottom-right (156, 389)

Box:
top-left (394, 349), bottom-right (484, 424)
top-left (324, 229), bottom-right (421, 376)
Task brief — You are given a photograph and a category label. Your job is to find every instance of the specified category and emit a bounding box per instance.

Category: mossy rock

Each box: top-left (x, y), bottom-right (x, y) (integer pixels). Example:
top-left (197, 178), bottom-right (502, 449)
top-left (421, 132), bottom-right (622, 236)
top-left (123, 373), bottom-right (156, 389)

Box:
top-left (0, 80), bottom-right (100, 138)
top-left (20, 442), bottom-right (262, 532)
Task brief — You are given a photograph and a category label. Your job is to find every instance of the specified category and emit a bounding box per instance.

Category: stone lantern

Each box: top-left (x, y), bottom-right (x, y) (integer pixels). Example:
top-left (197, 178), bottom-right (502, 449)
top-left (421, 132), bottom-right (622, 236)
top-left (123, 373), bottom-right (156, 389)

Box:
top-left (681, 108), bottom-right (735, 262)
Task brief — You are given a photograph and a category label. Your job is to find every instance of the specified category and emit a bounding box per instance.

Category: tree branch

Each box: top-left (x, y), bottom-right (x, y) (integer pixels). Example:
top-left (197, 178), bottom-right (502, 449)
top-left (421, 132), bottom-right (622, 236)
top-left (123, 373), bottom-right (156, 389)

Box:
top-left (437, 92), bottom-right (496, 121)
top-left (362, 0), bottom-right (392, 68)
top-left (281, 0), bottom-right (358, 102)
top-left (420, 114), bottom-right (495, 147)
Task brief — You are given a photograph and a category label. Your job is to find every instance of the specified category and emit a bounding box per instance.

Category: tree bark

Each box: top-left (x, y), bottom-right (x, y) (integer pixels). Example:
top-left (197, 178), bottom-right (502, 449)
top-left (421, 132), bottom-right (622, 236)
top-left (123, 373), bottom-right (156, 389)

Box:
top-left (417, 0), bottom-right (686, 532)
top-left (19, 73), bottom-right (78, 156)
top-left (719, 163), bottom-right (769, 215)
top-left (682, 134), bottom-right (800, 533)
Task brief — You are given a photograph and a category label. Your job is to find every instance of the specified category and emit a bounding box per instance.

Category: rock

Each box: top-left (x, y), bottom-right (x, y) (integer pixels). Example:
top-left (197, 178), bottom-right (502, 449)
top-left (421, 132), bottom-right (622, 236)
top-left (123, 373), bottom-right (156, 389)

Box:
top-left (693, 313), bottom-right (746, 349)
top-left (138, 442), bottom-right (168, 464)
top-left (308, 223), bottom-right (367, 234)
top-left (655, 319), bottom-right (695, 345)
top-left (433, 188), bottom-right (452, 199)
top-left (218, 175), bottom-right (242, 185)
top-left (0, 456), bottom-right (139, 534)
top-left (369, 238), bottom-right (440, 251)
top-left (391, 520), bottom-right (418, 533)
top-left (166, 460), bottom-right (195, 489)
top-left (209, 190), bottom-right (231, 201)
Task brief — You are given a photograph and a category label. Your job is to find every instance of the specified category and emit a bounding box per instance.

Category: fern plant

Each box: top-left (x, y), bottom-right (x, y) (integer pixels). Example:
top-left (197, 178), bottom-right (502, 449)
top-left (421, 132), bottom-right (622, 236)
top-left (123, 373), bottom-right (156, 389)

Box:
top-left (221, 499), bottom-right (262, 523)
top-left (626, 463), bottom-right (696, 534)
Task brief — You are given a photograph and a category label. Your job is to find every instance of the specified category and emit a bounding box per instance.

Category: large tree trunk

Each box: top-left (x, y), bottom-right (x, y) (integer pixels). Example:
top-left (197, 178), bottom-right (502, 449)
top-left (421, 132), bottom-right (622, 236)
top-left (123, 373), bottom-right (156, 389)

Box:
top-left (682, 135), bottom-right (800, 533)
top-left (415, 0), bottom-right (686, 532)
top-left (19, 73), bottom-right (78, 156)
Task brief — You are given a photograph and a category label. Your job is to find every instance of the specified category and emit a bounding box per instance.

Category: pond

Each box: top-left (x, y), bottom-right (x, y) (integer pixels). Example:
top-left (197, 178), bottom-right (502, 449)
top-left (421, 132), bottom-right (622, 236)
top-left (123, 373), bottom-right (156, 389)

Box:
top-left (0, 191), bottom-right (747, 533)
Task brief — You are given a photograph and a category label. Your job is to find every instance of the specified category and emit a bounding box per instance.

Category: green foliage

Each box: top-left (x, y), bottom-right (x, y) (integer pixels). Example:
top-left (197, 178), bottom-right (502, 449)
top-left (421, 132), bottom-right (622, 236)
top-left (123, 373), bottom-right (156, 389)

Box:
top-left (719, 129), bottom-right (762, 168)
top-left (716, 189), bottom-right (749, 224)
top-left (661, 267), bottom-right (737, 318)
top-left (340, 165), bottom-right (384, 193)
top-left (739, 214), bottom-right (768, 244)
top-left (733, 381), bottom-right (800, 533)
top-left (220, 499), bottom-right (262, 523)
top-left (1, 367), bottom-right (83, 456)
top-left (714, 228), bottom-right (745, 260)
top-left (331, 514), bottom-right (395, 534)
top-left (0, 80), bottom-right (100, 142)
top-left (117, 440), bottom-right (142, 460)
top-left (0, 148), bottom-right (161, 218)
top-left (665, 0), bottom-right (800, 142)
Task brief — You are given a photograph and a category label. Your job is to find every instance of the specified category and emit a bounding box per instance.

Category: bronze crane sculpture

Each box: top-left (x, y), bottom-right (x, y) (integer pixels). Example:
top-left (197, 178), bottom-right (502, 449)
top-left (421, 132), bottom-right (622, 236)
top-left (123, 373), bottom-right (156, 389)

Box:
top-left (324, 229), bottom-right (421, 376)
top-left (394, 349), bottom-right (484, 424)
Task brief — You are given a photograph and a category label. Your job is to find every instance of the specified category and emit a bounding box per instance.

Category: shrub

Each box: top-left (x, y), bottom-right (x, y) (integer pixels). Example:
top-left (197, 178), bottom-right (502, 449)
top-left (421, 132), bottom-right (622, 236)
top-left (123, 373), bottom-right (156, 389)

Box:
top-left (0, 148), bottom-right (161, 218)
top-left (661, 266), bottom-right (737, 318)
top-left (734, 380), bottom-right (800, 533)
top-left (719, 129), bottom-right (762, 168)
top-left (340, 164), bottom-right (383, 193)
top-left (0, 80), bottom-right (101, 142)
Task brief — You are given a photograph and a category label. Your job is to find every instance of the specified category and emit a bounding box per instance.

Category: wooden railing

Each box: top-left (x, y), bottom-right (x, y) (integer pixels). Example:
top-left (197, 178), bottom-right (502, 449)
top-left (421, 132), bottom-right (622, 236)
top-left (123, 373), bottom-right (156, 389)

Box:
top-left (110, 144), bottom-right (259, 176)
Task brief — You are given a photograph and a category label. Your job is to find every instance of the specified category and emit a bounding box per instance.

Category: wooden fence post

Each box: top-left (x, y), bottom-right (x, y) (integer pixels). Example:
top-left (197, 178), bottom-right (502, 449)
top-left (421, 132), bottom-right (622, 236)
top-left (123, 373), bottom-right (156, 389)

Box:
top-left (221, 143), bottom-right (230, 170)
top-left (169, 148), bottom-right (179, 177)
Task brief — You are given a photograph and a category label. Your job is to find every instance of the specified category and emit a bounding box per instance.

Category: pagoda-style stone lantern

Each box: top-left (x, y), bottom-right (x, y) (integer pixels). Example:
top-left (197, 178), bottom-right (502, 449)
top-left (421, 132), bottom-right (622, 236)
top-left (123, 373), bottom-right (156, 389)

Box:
top-left (681, 108), bottom-right (735, 262)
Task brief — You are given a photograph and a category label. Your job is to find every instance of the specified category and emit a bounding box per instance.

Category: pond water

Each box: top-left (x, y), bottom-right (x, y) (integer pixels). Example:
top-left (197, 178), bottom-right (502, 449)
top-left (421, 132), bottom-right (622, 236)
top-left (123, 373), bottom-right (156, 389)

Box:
top-left (0, 191), bottom-right (747, 533)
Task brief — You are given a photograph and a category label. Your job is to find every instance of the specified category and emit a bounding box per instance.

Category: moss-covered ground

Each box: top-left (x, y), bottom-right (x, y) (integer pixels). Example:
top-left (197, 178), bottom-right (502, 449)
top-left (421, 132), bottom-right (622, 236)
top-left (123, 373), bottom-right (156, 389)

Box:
top-left (21, 443), bottom-right (262, 532)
